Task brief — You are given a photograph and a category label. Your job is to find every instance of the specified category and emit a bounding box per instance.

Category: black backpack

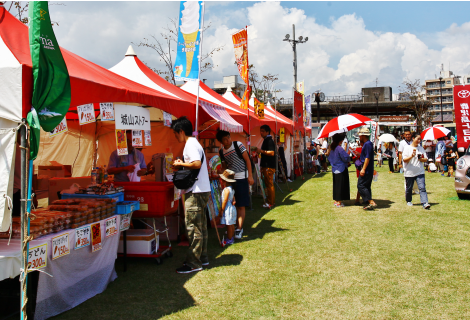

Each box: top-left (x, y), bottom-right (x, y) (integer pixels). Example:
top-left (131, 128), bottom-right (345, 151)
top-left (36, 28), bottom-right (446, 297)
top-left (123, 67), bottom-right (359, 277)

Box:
top-left (219, 141), bottom-right (251, 177)
top-left (173, 152), bottom-right (205, 190)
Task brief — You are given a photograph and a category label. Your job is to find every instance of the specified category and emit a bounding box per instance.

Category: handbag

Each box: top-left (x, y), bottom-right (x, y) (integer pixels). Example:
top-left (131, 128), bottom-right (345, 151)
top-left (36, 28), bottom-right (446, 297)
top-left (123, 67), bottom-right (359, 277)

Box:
top-left (173, 152), bottom-right (205, 190)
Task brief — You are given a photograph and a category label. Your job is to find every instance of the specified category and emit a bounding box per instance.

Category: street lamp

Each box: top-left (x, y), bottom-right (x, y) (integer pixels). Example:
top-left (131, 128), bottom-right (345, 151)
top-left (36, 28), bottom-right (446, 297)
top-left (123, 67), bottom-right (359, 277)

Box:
top-left (373, 91), bottom-right (380, 120)
top-left (439, 77), bottom-right (443, 122)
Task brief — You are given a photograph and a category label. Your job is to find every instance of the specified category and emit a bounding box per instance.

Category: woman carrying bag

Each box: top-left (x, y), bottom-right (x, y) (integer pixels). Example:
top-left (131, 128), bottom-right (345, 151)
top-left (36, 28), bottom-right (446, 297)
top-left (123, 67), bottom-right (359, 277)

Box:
top-left (327, 133), bottom-right (351, 207)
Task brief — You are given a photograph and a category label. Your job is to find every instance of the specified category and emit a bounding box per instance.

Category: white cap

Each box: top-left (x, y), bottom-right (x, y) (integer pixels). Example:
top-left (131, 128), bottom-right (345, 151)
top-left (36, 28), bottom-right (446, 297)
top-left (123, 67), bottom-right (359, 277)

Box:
top-left (125, 45), bottom-right (137, 56)
top-left (226, 85), bottom-right (232, 92)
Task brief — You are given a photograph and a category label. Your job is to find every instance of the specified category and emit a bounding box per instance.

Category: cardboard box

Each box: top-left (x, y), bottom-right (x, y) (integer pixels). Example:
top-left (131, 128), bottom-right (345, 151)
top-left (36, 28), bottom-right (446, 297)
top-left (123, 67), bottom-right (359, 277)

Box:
top-left (48, 176), bottom-right (91, 203)
top-left (38, 164), bottom-right (72, 178)
top-left (118, 229), bottom-right (158, 254)
top-left (36, 176), bottom-right (50, 191)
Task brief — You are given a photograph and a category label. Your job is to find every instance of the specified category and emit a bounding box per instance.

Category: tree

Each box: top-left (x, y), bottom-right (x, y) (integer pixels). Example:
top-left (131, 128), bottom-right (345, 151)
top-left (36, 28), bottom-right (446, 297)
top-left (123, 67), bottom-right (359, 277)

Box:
top-left (398, 78), bottom-right (433, 133)
top-left (6, 1), bottom-right (63, 26)
top-left (246, 64), bottom-right (281, 103)
top-left (328, 102), bottom-right (353, 116)
top-left (135, 18), bottom-right (224, 85)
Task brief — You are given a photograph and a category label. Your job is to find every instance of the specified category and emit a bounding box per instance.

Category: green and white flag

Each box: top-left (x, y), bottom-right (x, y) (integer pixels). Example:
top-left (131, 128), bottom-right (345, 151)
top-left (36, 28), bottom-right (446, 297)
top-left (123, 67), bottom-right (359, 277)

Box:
top-left (28, 1), bottom-right (71, 159)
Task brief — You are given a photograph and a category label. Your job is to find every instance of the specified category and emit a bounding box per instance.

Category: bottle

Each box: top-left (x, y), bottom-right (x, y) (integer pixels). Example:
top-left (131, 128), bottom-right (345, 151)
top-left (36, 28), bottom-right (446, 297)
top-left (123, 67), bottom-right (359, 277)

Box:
top-left (103, 165), bottom-right (108, 183)
top-left (91, 167), bottom-right (97, 185)
top-left (98, 166), bottom-right (103, 184)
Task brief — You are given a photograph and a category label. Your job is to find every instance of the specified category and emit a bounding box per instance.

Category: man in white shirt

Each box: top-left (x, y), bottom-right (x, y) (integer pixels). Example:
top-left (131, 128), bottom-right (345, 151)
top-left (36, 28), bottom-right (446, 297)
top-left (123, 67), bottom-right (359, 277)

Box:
top-left (398, 129), bottom-right (418, 193)
top-left (172, 117), bottom-right (211, 274)
top-left (402, 132), bottom-right (431, 209)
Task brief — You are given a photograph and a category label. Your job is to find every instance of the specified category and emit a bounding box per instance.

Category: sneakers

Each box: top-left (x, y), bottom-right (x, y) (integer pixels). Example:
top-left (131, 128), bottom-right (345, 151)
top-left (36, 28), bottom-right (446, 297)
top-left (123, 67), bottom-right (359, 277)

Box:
top-left (201, 261), bottom-right (209, 266)
top-left (407, 202), bottom-right (413, 206)
top-left (287, 179), bottom-right (293, 182)
top-left (223, 237), bottom-right (234, 246)
top-left (234, 228), bottom-right (243, 240)
top-left (262, 203), bottom-right (272, 209)
top-left (176, 265), bottom-right (202, 274)
top-left (423, 203), bottom-right (431, 210)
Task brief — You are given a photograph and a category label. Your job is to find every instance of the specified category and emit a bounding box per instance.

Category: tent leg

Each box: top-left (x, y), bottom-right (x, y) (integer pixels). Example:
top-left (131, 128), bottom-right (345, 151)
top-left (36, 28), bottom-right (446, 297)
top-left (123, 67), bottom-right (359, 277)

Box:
top-left (20, 121), bottom-right (27, 320)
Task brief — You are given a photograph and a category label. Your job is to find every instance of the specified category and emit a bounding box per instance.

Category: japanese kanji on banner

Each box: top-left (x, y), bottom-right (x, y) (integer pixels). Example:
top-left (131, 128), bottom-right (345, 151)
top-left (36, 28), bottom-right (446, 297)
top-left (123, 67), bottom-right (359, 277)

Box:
top-left (454, 85), bottom-right (470, 149)
top-left (304, 95), bottom-right (312, 128)
top-left (254, 100), bottom-right (265, 119)
top-left (294, 90), bottom-right (304, 131)
top-left (232, 28), bottom-right (250, 109)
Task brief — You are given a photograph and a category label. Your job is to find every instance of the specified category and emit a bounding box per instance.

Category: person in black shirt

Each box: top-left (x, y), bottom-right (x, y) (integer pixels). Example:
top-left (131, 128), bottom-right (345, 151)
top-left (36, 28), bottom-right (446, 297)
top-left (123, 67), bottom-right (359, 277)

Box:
top-left (256, 125), bottom-right (276, 208)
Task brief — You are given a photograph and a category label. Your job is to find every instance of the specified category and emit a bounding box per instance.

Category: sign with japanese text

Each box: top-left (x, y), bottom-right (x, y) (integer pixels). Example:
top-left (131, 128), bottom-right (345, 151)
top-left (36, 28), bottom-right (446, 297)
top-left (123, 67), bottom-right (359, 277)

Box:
top-left (119, 212), bottom-right (132, 231)
top-left (115, 129), bottom-right (128, 156)
top-left (144, 130), bottom-right (152, 146)
top-left (77, 103), bottom-right (95, 125)
top-left (132, 130), bottom-right (143, 147)
top-left (28, 243), bottom-right (47, 270)
top-left (294, 90), bottom-right (304, 131)
top-left (232, 28), bottom-right (249, 109)
top-left (100, 102), bottom-right (114, 121)
top-left (52, 232), bottom-right (70, 260)
top-left (49, 117), bottom-right (68, 137)
top-left (254, 100), bottom-right (265, 119)
top-left (453, 85), bottom-right (470, 149)
top-left (105, 216), bottom-right (118, 238)
top-left (163, 111), bottom-right (172, 127)
top-left (91, 222), bottom-right (102, 252)
top-left (75, 225), bottom-right (91, 250)
top-left (280, 127), bottom-right (285, 143)
top-left (114, 104), bottom-right (151, 130)
top-left (296, 81), bottom-right (304, 94)
top-left (304, 95), bottom-right (311, 128)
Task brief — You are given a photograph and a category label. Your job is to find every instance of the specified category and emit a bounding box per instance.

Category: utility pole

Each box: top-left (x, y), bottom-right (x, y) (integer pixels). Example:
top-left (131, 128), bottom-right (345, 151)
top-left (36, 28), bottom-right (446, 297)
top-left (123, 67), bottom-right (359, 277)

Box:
top-left (373, 91), bottom-right (380, 121)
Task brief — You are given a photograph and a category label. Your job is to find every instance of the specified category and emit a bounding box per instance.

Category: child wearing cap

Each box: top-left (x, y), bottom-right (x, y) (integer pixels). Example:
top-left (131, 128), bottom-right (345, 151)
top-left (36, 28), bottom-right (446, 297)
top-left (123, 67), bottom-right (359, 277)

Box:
top-left (219, 169), bottom-right (237, 246)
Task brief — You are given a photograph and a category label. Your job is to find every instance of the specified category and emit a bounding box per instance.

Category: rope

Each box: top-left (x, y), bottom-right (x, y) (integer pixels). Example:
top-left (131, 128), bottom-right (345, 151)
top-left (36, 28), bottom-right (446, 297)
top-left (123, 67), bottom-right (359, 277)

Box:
top-left (199, 121), bottom-right (220, 134)
top-left (3, 194), bottom-right (13, 244)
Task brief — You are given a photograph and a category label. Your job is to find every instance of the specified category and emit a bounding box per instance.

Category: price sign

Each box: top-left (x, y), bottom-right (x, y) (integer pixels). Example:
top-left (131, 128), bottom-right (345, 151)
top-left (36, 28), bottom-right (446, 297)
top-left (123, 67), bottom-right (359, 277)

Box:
top-left (115, 129), bottom-right (128, 156)
top-left (119, 212), bottom-right (133, 232)
top-left (114, 104), bottom-right (151, 130)
top-left (132, 130), bottom-right (143, 147)
top-left (105, 216), bottom-right (118, 238)
top-left (144, 130), bottom-right (152, 146)
top-left (75, 225), bottom-right (91, 250)
top-left (28, 243), bottom-right (47, 270)
top-left (163, 111), bottom-right (172, 127)
top-left (49, 118), bottom-right (68, 137)
top-left (77, 103), bottom-right (96, 125)
top-left (91, 222), bottom-right (102, 252)
top-left (51, 233), bottom-right (70, 260)
top-left (100, 102), bottom-right (114, 121)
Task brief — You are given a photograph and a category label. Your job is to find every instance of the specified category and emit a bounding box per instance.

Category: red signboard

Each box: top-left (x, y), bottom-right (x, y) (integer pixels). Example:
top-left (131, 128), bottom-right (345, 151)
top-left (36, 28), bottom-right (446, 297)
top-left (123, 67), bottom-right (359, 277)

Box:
top-left (453, 85), bottom-right (470, 150)
top-left (294, 90), bottom-right (304, 131)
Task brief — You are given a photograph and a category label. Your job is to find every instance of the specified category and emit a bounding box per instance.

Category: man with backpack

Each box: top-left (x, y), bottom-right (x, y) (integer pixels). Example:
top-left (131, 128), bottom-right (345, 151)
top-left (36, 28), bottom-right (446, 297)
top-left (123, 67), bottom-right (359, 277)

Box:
top-left (216, 129), bottom-right (254, 240)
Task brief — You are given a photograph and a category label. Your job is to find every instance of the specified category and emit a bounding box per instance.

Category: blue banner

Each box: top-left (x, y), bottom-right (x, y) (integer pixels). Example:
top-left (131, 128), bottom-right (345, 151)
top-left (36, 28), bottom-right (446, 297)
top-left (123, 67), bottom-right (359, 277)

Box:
top-left (305, 94), bottom-right (312, 127)
top-left (174, 1), bottom-right (203, 81)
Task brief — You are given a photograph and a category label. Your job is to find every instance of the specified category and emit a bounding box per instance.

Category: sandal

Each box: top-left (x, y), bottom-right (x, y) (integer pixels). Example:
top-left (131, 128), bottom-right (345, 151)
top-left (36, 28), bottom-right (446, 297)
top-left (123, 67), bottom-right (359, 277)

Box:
top-left (354, 201), bottom-right (361, 206)
top-left (363, 204), bottom-right (375, 210)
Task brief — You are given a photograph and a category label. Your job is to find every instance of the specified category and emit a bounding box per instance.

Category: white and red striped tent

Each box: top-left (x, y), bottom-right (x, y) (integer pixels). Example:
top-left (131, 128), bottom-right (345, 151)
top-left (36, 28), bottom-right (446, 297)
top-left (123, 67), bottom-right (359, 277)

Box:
top-left (109, 46), bottom-right (243, 133)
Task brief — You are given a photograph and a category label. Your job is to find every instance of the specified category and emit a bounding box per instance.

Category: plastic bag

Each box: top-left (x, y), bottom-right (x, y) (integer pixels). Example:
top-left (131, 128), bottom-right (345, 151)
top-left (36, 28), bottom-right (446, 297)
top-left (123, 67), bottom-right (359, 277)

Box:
top-left (60, 183), bottom-right (82, 195)
top-left (127, 163), bottom-right (141, 182)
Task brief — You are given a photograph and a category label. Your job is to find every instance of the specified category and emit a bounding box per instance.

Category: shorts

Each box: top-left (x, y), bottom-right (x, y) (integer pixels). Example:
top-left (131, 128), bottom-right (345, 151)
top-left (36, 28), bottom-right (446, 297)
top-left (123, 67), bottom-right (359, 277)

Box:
top-left (234, 178), bottom-right (250, 207)
top-left (220, 205), bottom-right (237, 225)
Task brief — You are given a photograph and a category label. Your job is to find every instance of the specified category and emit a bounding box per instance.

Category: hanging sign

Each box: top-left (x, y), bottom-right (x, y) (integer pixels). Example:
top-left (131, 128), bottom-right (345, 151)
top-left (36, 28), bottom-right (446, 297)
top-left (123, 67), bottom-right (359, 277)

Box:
top-left (163, 111), bottom-right (172, 127)
top-left (49, 117), bottom-right (68, 137)
top-left (114, 104), bottom-right (151, 130)
top-left (105, 216), bottom-right (118, 238)
top-left (51, 232), bottom-right (70, 260)
top-left (280, 127), bottom-right (285, 143)
top-left (75, 225), bottom-right (91, 250)
top-left (294, 90), bottom-right (304, 130)
top-left (115, 129), bottom-right (128, 156)
top-left (454, 86), bottom-right (470, 149)
top-left (77, 103), bottom-right (95, 125)
top-left (132, 130), bottom-right (143, 147)
top-left (296, 81), bottom-right (305, 94)
top-left (28, 243), bottom-right (48, 270)
top-left (91, 222), bottom-right (102, 252)
top-left (232, 28), bottom-right (249, 109)
top-left (254, 100), bottom-right (265, 119)
top-left (304, 95), bottom-right (312, 128)
top-left (119, 213), bottom-right (132, 232)
top-left (144, 130), bottom-right (152, 146)
top-left (100, 102), bottom-right (114, 121)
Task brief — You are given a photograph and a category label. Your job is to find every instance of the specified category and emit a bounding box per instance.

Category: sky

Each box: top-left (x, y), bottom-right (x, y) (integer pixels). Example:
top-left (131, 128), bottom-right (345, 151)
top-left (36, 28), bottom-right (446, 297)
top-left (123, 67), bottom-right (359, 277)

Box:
top-left (34, 1), bottom-right (470, 99)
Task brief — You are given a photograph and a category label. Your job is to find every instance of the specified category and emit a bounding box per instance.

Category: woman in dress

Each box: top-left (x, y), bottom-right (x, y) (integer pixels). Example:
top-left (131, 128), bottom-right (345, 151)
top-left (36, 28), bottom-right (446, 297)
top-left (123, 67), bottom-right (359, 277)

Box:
top-left (327, 133), bottom-right (351, 207)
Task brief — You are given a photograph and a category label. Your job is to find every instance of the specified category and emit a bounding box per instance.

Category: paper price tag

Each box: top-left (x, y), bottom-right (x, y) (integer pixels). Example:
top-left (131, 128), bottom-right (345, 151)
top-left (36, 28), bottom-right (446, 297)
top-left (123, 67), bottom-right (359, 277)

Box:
top-left (163, 111), bottom-right (172, 127)
top-left (100, 102), bottom-right (114, 121)
top-left (75, 226), bottom-right (91, 250)
top-left (144, 130), bottom-right (152, 146)
top-left (115, 129), bottom-right (128, 156)
top-left (105, 216), bottom-right (118, 238)
top-left (49, 118), bottom-right (68, 137)
top-left (91, 223), bottom-right (102, 252)
top-left (52, 233), bottom-right (70, 260)
top-left (132, 130), bottom-right (143, 147)
top-left (119, 212), bottom-right (133, 232)
top-left (28, 243), bottom-right (47, 270)
top-left (77, 103), bottom-right (96, 125)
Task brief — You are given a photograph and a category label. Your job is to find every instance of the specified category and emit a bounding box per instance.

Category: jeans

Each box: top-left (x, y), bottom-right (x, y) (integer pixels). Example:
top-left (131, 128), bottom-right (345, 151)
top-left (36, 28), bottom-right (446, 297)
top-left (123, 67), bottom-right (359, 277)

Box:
top-left (261, 167), bottom-right (275, 206)
top-left (357, 173), bottom-right (373, 202)
top-left (405, 174), bottom-right (428, 204)
top-left (388, 158), bottom-right (394, 172)
top-left (184, 192), bottom-right (210, 269)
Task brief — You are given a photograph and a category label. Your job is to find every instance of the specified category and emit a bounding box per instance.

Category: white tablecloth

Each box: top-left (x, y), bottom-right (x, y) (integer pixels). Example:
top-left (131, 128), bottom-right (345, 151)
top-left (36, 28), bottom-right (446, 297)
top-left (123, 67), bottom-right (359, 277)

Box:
top-left (0, 215), bottom-right (122, 320)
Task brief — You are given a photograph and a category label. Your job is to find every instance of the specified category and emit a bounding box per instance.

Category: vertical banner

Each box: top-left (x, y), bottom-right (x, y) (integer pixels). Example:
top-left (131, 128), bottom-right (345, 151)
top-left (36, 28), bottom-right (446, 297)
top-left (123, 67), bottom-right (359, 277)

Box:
top-left (100, 102), bottom-right (114, 121)
top-left (232, 28), bottom-right (250, 109)
top-left (304, 95), bottom-right (312, 128)
top-left (254, 100), bottom-right (265, 119)
top-left (115, 129), bottom-right (128, 156)
top-left (454, 86), bottom-right (470, 149)
top-left (294, 90), bottom-right (304, 131)
top-left (174, 1), bottom-right (203, 81)
top-left (132, 130), bottom-right (143, 147)
top-left (280, 127), bottom-right (285, 143)
top-left (296, 81), bottom-right (304, 94)
top-left (144, 130), bottom-right (152, 146)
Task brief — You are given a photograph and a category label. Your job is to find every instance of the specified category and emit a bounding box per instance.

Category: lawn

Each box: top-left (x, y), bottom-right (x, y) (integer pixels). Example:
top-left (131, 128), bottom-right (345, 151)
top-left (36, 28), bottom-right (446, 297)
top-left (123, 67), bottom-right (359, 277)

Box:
top-left (53, 165), bottom-right (470, 319)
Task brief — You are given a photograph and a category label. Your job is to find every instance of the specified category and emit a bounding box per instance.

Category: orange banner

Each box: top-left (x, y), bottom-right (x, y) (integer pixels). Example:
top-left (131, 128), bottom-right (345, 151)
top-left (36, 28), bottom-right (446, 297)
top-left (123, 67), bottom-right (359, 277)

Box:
top-left (254, 100), bottom-right (265, 119)
top-left (240, 86), bottom-right (251, 110)
top-left (232, 29), bottom-right (249, 85)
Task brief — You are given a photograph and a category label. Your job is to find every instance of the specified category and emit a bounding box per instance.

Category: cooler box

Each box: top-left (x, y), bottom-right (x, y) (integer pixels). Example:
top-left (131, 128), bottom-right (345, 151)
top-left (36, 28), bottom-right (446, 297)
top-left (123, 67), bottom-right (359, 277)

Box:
top-left (118, 229), bottom-right (158, 254)
top-left (114, 182), bottom-right (178, 218)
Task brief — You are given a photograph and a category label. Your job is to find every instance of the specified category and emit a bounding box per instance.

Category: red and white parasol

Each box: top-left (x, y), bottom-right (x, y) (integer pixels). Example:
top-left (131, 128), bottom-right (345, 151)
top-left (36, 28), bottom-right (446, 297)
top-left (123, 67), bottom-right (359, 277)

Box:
top-left (420, 126), bottom-right (451, 141)
top-left (318, 113), bottom-right (372, 139)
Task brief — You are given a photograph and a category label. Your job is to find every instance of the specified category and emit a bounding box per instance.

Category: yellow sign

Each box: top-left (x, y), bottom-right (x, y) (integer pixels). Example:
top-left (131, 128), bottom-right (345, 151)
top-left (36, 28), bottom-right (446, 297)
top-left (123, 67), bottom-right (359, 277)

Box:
top-left (296, 81), bottom-right (304, 94)
top-left (254, 100), bottom-right (265, 119)
top-left (280, 127), bottom-right (285, 143)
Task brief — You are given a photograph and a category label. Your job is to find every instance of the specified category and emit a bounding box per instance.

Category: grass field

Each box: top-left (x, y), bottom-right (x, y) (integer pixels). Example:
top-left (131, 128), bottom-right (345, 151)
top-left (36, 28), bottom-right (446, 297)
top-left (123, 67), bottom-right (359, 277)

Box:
top-left (54, 165), bottom-right (470, 320)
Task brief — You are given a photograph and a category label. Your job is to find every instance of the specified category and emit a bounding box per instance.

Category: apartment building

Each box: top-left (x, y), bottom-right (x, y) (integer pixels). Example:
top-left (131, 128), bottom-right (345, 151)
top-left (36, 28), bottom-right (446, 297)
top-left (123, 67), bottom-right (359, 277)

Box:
top-left (425, 70), bottom-right (460, 123)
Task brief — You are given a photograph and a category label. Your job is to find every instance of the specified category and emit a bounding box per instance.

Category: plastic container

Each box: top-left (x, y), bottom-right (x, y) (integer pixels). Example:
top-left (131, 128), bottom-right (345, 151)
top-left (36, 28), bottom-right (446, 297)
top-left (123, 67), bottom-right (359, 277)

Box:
top-left (61, 192), bottom-right (124, 203)
top-left (114, 182), bottom-right (178, 218)
top-left (115, 201), bottom-right (140, 214)
top-left (373, 171), bottom-right (379, 182)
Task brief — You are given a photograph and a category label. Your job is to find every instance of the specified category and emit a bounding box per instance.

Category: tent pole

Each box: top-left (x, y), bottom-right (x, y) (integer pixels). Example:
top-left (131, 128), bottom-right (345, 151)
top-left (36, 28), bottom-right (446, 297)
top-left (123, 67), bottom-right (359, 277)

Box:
top-left (20, 121), bottom-right (27, 320)
top-left (195, 1), bottom-right (206, 139)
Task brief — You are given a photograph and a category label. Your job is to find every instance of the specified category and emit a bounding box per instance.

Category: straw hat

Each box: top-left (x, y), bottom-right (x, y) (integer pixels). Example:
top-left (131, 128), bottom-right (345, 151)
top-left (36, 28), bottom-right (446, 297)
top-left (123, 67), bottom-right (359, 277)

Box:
top-left (358, 126), bottom-right (371, 136)
top-left (219, 169), bottom-right (236, 182)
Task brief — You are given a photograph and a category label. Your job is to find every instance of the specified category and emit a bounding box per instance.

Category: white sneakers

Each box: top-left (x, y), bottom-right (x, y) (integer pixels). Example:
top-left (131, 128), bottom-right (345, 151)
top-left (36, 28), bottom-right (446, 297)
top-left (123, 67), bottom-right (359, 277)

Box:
top-left (234, 228), bottom-right (243, 240)
top-left (407, 202), bottom-right (413, 206)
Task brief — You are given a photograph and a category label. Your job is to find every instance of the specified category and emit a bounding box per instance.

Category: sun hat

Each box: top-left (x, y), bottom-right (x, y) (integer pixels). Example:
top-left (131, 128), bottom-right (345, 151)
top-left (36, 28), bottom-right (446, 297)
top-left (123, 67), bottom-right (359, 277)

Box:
top-left (219, 169), bottom-right (236, 182)
top-left (357, 127), bottom-right (371, 136)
